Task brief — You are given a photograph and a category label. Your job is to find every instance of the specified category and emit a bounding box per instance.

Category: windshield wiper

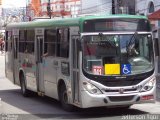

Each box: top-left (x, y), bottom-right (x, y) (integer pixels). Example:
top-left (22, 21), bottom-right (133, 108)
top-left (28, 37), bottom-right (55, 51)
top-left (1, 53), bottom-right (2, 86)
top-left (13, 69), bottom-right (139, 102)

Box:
top-left (127, 32), bottom-right (138, 48)
top-left (126, 32), bottom-right (139, 56)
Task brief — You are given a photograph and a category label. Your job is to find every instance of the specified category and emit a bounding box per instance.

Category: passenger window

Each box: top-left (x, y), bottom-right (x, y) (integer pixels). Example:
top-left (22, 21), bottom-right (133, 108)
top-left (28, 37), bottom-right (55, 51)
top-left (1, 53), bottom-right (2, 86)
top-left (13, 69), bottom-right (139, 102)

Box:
top-left (44, 29), bottom-right (56, 57)
top-left (19, 30), bottom-right (26, 53)
top-left (25, 30), bottom-right (35, 54)
top-left (57, 28), bottom-right (69, 58)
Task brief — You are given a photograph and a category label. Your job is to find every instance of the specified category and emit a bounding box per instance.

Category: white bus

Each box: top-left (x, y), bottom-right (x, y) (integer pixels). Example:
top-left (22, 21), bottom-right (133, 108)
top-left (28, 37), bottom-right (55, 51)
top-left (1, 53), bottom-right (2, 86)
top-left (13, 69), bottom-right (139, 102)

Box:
top-left (5, 14), bottom-right (156, 111)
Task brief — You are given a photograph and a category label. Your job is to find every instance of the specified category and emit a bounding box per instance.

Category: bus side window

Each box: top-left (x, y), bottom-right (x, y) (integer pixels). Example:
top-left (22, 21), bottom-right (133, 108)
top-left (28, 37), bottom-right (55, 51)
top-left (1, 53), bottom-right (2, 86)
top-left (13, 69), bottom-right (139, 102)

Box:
top-left (57, 28), bottom-right (69, 58)
top-left (26, 30), bottom-right (34, 54)
top-left (19, 30), bottom-right (26, 53)
top-left (44, 29), bottom-right (56, 57)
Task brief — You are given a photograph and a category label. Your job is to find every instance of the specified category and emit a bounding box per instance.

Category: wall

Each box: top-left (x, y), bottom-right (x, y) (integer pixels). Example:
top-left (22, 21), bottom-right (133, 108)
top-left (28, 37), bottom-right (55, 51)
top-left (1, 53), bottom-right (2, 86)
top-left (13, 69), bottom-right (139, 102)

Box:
top-left (114, 0), bottom-right (135, 14)
top-left (136, 0), bottom-right (160, 15)
top-left (41, 0), bottom-right (81, 17)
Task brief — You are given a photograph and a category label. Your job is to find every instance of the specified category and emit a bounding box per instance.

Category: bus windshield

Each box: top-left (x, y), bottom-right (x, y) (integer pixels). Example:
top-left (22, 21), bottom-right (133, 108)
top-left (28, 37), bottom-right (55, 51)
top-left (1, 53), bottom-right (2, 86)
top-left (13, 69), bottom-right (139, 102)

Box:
top-left (82, 34), bottom-right (154, 76)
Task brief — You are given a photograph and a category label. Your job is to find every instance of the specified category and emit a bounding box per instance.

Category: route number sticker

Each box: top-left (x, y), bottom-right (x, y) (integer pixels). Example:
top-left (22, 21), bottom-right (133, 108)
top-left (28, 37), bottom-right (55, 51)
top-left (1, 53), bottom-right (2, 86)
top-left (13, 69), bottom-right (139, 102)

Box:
top-left (92, 66), bottom-right (103, 75)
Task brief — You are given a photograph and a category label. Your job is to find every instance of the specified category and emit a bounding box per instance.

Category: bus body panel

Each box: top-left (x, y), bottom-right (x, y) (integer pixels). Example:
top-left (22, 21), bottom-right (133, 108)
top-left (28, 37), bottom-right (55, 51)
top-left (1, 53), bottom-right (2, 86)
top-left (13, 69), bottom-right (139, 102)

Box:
top-left (25, 54), bottom-right (37, 92)
top-left (43, 57), bottom-right (59, 99)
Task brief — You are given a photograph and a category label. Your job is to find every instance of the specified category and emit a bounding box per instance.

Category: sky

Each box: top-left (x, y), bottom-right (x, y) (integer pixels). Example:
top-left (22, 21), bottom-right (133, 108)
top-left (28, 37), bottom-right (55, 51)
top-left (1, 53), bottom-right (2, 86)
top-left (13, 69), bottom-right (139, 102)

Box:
top-left (2, 0), bottom-right (26, 8)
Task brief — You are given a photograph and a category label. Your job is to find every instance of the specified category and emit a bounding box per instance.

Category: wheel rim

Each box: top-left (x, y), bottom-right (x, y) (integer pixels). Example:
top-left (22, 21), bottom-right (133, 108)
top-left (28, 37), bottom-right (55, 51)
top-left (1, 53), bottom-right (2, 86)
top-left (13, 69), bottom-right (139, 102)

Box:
top-left (62, 91), bottom-right (68, 104)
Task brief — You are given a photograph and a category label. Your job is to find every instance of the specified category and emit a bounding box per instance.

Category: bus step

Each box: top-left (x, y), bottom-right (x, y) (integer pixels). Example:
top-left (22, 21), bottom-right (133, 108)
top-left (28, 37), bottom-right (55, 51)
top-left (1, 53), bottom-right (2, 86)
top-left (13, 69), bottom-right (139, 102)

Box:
top-left (74, 100), bottom-right (80, 105)
top-left (38, 92), bottom-right (45, 97)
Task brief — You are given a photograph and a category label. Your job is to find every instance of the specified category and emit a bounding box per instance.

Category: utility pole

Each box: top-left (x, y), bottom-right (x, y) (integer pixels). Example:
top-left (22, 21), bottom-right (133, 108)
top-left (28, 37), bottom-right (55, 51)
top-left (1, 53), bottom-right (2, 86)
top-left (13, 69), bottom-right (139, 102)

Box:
top-left (112, 0), bottom-right (115, 14)
top-left (47, 0), bottom-right (51, 18)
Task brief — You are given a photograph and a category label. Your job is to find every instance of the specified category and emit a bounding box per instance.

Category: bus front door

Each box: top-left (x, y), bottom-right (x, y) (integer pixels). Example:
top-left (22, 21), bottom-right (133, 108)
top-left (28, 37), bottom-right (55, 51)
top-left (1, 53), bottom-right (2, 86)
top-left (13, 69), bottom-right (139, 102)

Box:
top-left (36, 35), bottom-right (45, 93)
top-left (71, 35), bottom-right (80, 104)
top-left (13, 35), bottom-right (19, 84)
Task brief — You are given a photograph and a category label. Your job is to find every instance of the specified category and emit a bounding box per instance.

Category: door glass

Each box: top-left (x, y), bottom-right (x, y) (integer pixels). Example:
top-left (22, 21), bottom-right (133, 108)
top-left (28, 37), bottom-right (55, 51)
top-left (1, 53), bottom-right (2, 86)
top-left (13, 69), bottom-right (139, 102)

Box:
top-left (14, 37), bottom-right (18, 59)
top-left (37, 36), bottom-right (43, 63)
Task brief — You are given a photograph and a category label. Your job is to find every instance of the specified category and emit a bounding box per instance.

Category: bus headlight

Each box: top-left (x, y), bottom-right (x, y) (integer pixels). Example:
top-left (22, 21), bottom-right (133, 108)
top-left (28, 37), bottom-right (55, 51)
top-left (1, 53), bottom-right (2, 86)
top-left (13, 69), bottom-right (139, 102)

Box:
top-left (83, 81), bottom-right (102, 95)
top-left (141, 78), bottom-right (155, 92)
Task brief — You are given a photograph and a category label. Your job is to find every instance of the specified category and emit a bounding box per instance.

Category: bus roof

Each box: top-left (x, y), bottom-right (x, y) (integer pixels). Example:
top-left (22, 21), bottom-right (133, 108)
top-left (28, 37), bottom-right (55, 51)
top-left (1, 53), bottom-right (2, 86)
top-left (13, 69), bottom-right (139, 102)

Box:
top-left (80, 14), bottom-right (148, 20)
top-left (6, 14), bottom-right (148, 29)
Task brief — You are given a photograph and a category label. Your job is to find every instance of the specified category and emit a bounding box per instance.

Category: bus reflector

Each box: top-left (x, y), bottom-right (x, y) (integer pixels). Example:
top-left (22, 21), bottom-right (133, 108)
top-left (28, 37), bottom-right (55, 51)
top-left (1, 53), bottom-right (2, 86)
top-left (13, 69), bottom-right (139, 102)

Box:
top-left (105, 64), bottom-right (120, 75)
top-left (141, 95), bottom-right (154, 100)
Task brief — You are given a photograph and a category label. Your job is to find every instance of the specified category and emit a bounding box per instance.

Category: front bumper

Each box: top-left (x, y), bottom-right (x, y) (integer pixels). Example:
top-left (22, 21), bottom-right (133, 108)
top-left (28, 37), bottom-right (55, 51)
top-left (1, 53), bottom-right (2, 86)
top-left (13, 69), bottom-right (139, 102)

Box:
top-left (80, 88), bottom-right (155, 108)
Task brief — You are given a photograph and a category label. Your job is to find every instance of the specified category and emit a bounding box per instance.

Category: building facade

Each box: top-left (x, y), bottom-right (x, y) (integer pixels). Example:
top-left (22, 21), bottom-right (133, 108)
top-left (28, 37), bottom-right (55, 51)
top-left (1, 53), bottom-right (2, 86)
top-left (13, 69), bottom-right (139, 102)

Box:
top-left (81, 0), bottom-right (112, 15)
top-left (81, 0), bottom-right (135, 15)
top-left (0, 0), bottom-right (2, 16)
top-left (26, 0), bottom-right (136, 19)
top-left (136, 0), bottom-right (160, 77)
top-left (26, 0), bottom-right (41, 20)
top-left (41, 0), bottom-right (81, 18)
top-left (136, 0), bottom-right (160, 35)
top-left (136, 0), bottom-right (160, 15)
top-left (0, 0), bottom-right (2, 28)
top-left (114, 0), bottom-right (135, 14)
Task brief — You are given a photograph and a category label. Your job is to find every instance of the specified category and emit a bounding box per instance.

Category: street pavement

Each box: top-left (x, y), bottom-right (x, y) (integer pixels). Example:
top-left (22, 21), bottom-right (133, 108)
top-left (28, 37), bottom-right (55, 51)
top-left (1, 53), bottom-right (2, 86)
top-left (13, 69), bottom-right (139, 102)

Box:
top-left (1, 53), bottom-right (160, 120)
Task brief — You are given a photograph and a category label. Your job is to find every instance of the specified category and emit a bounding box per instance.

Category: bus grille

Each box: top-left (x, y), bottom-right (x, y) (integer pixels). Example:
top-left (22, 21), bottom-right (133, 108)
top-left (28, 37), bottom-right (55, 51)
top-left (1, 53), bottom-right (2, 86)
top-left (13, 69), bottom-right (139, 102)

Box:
top-left (105, 88), bottom-right (137, 93)
top-left (109, 95), bottom-right (134, 102)
top-left (98, 80), bottom-right (141, 87)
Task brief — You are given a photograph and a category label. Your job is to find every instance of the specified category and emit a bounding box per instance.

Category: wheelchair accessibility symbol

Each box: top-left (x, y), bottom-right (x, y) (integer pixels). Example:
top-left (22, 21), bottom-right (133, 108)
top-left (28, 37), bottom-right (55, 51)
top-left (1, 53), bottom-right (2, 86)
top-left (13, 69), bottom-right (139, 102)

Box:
top-left (122, 64), bottom-right (131, 75)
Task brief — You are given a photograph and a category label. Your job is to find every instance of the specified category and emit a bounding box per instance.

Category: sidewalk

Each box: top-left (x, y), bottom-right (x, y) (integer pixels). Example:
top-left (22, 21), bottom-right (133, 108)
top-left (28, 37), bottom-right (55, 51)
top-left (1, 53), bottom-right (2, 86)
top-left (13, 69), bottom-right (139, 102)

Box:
top-left (0, 54), bottom-right (19, 90)
top-left (0, 52), bottom-right (5, 56)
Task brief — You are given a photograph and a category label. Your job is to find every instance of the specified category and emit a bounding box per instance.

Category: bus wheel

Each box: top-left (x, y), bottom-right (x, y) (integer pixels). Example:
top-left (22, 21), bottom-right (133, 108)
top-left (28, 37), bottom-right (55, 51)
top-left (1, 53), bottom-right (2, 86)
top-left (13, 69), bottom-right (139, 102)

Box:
top-left (20, 74), bottom-right (29, 97)
top-left (59, 84), bottom-right (74, 112)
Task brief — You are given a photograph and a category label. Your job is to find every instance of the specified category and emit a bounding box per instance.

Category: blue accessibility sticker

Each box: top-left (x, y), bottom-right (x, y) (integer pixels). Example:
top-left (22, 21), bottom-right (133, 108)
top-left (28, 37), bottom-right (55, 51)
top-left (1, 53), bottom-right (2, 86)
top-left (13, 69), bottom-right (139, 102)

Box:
top-left (121, 64), bottom-right (131, 75)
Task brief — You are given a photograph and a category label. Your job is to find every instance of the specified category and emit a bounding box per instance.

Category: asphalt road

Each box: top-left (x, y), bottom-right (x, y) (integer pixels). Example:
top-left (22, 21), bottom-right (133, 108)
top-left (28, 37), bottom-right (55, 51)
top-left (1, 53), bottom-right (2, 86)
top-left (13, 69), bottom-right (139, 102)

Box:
top-left (1, 54), bottom-right (160, 120)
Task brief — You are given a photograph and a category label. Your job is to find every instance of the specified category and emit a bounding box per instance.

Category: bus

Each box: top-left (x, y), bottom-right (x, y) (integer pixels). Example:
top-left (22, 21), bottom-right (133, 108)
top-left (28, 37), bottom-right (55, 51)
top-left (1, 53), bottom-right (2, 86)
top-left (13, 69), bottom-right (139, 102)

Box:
top-left (5, 14), bottom-right (156, 111)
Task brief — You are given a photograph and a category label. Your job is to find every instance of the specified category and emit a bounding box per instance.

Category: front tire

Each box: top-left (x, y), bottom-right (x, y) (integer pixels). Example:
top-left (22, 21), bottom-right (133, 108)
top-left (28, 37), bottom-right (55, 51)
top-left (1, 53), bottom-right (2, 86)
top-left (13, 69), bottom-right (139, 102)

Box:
top-left (59, 84), bottom-right (74, 112)
top-left (20, 74), bottom-right (29, 97)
